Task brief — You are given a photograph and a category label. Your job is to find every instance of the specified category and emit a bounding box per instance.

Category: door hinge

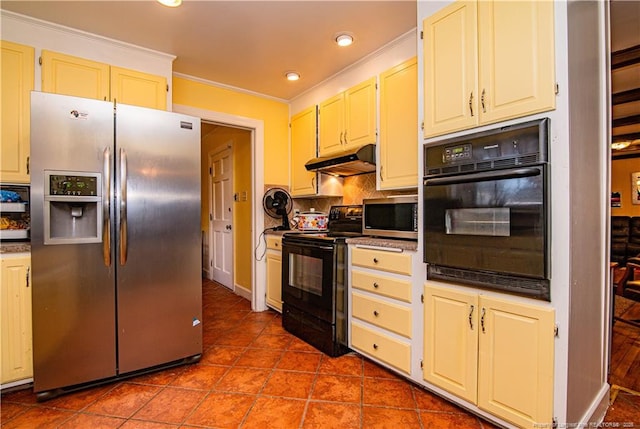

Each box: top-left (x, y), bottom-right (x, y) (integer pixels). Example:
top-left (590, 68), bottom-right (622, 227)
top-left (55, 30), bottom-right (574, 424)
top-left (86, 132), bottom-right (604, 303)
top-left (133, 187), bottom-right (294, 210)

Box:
top-left (210, 259), bottom-right (213, 267)
top-left (420, 360), bottom-right (423, 369)
top-left (555, 83), bottom-right (559, 95)
top-left (209, 167), bottom-right (212, 175)
top-left (209, 213), bottom-right (212, 221)
top-left (552, 417), bottom-right (558, 428)
top-left (421, 121), bottom-right (425, 131)
top-left (166, 84), bottom-right (169, 92)
top-left (38, 56), bottom-right (42, 66)
top-left (421, 294), bottom-right (424, 303)
top-left (554, 324), bottom-right (559, 337)
top-left (420, 31), bottom-right (424, 40)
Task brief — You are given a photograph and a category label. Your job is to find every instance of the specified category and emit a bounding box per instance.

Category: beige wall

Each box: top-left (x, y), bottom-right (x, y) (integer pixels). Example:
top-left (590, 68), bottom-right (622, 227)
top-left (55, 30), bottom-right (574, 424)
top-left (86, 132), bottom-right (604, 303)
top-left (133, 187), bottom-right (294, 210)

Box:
top-left (611, 157), bottom-right (640, 217)
top-left (173, 76), bottom-right (290, 186)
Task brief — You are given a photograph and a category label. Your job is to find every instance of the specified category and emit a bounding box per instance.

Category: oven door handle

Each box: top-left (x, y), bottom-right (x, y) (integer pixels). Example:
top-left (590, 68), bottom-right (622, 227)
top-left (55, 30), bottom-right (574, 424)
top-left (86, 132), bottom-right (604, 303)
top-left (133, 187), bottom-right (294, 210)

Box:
top-left (283, 242), bottom-right (334, 252)
top-left (424, 167), bottom-right (541, 186)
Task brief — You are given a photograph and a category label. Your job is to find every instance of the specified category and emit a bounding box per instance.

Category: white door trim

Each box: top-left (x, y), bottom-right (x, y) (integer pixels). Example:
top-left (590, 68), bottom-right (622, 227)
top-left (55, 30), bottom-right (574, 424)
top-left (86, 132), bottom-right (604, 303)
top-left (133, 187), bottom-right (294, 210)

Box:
top-left (173, 104), bottom-right (267, 311)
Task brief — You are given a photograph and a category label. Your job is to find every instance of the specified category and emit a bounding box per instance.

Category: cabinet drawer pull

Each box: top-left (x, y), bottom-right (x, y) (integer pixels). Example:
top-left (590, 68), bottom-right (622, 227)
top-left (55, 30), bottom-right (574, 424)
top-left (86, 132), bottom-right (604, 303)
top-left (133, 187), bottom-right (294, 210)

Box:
top-left (481, 307), bottom-right (486, 333)
top-left (373, 282), bottom-right (379, 289)
top-left (481, 89), bottom-right (486, 113)
top-left (373, 258), bottom-right (379, 264)
top-left (468, 304), bottom-right (474, 330)
top-left (469, 91), bottom-right (474, 117)
top-left (373, 343), bottom-right (378, 350)
top-left (373, 310), bottom-right (379, 317)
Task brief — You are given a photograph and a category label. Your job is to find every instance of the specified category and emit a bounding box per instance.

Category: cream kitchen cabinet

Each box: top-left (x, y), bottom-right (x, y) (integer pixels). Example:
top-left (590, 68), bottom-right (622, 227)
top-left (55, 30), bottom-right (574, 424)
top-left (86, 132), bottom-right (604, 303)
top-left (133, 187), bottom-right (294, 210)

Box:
top-left (265, 235), bottom-right (283, 312)
top-left (379, 57), bottom-right (418, 190)
top-left (41, 50), bottom-right (167, 110)
top-left (318, 77), bottom-right (377, 156)
top-left (349, 246), bottom-right (414, 374)
top-left (423, 0), bottom-right (555, 138)
top-left (423, 282), bottom-right (555, 428)
top-left (290, 106), bottom-right (318, 197)
top-left (1, 254), bottom-right (32, 385)
top-left (1, 41), bottom-right (34, 184)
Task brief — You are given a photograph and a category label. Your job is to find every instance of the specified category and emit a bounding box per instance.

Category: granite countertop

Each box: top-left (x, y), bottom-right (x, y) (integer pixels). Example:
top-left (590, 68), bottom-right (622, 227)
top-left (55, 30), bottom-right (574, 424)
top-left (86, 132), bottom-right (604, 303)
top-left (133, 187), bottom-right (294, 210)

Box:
top-left (0, 242), bottom-right (31, 254)
top-left (347, 236), bottom-right (418, 252)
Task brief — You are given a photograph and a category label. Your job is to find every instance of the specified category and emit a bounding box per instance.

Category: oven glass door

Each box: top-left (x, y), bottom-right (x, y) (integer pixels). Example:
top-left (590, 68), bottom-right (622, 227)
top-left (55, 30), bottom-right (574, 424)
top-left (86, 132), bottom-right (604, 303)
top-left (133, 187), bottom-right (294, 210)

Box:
top-left (282, 239), bottom-right (335, 322)
top-left (424, 165), bottom-right (547, 279)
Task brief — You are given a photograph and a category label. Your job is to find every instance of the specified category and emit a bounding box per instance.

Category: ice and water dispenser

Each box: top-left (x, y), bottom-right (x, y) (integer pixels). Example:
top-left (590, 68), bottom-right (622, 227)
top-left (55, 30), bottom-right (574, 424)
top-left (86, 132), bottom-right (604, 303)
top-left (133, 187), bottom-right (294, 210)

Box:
top-left (44, 171), bottom-right (102, 244)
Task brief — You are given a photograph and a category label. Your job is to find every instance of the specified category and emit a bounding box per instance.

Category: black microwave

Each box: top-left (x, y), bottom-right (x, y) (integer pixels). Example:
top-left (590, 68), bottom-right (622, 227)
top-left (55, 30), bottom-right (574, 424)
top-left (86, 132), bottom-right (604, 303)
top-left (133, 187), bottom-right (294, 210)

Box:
top-left (362, 196), bottom-right (418, 240)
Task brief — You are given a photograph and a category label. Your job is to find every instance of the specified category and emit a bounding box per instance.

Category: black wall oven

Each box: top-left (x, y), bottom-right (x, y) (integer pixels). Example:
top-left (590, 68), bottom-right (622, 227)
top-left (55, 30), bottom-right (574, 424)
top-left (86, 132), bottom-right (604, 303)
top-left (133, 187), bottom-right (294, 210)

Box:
top-left (423, 118), bottom-right (550, 300)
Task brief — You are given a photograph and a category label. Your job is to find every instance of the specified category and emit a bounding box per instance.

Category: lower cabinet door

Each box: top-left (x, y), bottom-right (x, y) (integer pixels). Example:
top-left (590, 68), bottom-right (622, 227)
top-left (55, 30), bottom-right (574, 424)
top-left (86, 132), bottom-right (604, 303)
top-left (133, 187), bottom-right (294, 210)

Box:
top-left (477, 295), bottom-right (555, 428)
top-left (266, 251), bottom-right (282, 312)
top-left (423, 284), bottom-right (478, 403)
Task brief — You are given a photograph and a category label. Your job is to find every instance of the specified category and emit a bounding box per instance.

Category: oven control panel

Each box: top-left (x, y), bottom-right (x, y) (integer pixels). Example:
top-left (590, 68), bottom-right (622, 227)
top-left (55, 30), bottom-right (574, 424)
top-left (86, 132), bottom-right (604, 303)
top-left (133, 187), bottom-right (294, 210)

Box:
top-left (443, 143), bottom-right (472, 163)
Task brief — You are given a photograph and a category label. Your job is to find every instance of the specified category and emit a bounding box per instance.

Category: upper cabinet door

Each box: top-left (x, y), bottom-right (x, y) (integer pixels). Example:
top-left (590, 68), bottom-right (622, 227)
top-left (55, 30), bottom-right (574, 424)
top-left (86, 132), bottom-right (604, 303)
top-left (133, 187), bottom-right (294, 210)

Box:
top-left (290, 106), bottom-right (318, 196)
top-left (110, 66), bottom-right (167, 110)
top-left (423, 1), bottom-right (478, 138)
top-left (41, 50), bottom-right (110, 101)
top-left (344, 77), bottom-right (377, 151)
top-left (1, 41), bottom-right (34, 184)
top-left (379, 57), bottom-right (418, 190)
top-left (318, 93), bottom-right (345, 156)
top-left (477, 0), bottom-right (555, 124)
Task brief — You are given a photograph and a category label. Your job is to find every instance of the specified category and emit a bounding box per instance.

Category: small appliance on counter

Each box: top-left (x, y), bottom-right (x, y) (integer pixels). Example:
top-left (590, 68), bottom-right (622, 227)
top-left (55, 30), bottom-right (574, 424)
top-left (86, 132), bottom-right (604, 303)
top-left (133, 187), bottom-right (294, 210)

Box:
top-left (362, 196), bottom-right (418, 240)
top-left (0, 185), bottom-right (30, 242)
top-left (295, 209), bottom-right (328, 231)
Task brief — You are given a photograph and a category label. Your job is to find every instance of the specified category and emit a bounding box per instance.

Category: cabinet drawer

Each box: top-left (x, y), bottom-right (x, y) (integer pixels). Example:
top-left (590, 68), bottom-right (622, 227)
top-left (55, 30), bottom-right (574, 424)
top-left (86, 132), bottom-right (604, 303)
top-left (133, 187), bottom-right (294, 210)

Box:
top-left (351, 270), bottom-right (411, 303)
top-left (266, 235), bottom-right (282, 251)
top-left (352, 292), bottom-right (411, 338)
top-left (351, 247), bottom-right (412, 275)
top-left (351, 321), bottom-right (411, 374)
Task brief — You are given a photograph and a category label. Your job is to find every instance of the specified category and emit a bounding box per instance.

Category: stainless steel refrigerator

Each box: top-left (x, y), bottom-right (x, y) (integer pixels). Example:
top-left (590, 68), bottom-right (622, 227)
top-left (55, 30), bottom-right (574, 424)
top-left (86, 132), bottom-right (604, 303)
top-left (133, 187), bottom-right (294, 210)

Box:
top-left (30, 92), bottom-right (202, 399)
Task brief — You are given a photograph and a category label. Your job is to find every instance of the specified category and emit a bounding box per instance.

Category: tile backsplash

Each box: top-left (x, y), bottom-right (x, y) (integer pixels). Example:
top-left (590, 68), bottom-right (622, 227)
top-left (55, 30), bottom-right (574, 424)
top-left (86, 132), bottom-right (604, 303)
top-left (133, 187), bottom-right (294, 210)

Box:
top-left (263, 173), bottom-right (417, 230)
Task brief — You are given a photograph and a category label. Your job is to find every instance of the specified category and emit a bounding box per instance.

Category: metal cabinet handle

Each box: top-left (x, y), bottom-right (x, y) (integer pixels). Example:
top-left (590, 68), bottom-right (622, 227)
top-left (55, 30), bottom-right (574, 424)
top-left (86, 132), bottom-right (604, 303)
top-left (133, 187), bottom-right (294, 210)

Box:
top-left (339, 131), bottom-right (344, 145)
top-left (373, 343), bottom-right (378, 350)
top-left (119, 148), bottom-right (128, 266)
top-left (468, 305), bottom-right (474, 330)
top-left (103, 147), bottom-right (112, 267)
top-left (379, 165), bottom-right (384, 181)
top-left (373, 282), bottom-right (379, 289)
top-left (26, 267), bottom-right (30, 288)
top-left (373, 258), bottom-right (379, 264)
top-left (311, 176), bottom-right (316, 190)
top-left (373, 310), bottom-right (379, 317)
top-left (344, 130), bottom-right (348, 144)
top-left (481, 307), bottom-right (486, 333)
top-left (481, 89), bottom-right (486, 113)
top-left (26, 156), bottom-right (30, 175)
top-left (469, 92), bottom-right (474, 117)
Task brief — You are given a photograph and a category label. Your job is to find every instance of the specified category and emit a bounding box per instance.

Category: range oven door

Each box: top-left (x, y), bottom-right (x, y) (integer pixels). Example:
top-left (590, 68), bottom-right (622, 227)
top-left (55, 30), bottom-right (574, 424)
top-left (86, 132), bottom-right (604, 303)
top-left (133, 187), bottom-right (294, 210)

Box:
top-left (282, 238), bottom-right (337, 323)
top-left (424, 165), bottom-right (549, 297)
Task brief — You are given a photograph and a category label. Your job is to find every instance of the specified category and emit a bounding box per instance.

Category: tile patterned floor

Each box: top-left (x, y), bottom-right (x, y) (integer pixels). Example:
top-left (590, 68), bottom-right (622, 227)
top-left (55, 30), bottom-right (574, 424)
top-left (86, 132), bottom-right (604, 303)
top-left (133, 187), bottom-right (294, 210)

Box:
top-left (1, 279), bottom-right (638, 428)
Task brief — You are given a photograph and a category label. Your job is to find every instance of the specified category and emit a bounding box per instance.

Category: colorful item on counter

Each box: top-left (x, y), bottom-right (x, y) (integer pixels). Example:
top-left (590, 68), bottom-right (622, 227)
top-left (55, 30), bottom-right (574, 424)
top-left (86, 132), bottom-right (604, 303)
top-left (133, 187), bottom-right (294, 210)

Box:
top-left (297, 212), bottom-right (328, 231)
top-left (0, 190), bottom-right (22, 202)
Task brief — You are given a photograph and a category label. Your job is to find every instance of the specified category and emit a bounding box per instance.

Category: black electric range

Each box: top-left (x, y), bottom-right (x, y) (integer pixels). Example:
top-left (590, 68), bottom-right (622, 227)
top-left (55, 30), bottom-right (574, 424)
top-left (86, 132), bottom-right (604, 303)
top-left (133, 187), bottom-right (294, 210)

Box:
top-left (281, 205), bottom-right (362, 356)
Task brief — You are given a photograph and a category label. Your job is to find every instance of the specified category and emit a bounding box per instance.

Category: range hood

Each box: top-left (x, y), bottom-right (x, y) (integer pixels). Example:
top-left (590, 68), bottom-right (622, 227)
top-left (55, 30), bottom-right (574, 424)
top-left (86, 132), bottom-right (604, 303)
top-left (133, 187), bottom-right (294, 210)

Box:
top-left (305, 144), bottom-right (376, 177)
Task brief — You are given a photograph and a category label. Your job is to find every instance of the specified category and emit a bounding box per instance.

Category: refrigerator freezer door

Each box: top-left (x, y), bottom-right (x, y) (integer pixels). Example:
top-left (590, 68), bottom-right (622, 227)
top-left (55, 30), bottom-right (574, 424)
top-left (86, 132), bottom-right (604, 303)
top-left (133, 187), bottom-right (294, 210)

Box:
top-left (115, 104), bottom-right (202, 374)
top-left (30, 92), bottom-right (117, 392)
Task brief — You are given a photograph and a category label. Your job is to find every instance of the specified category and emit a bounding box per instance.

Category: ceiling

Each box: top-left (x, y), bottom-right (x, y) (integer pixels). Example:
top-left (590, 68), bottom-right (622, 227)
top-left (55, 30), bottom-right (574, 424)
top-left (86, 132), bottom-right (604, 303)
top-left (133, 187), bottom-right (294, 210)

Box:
top-left (0, 0), bottom-right (416, 101)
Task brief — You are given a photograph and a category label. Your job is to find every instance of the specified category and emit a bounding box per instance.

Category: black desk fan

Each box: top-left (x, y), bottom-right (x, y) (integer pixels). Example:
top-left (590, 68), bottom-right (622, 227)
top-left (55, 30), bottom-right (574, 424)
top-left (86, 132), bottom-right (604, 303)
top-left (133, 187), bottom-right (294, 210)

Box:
top-left (262, 187), bottom-right (292, 230)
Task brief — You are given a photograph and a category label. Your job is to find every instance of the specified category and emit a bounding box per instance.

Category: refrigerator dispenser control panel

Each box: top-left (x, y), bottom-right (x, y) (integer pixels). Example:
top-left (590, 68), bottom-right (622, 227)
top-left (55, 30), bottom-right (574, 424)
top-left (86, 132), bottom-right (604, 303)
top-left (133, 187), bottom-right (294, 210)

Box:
top-left (49, 175), bottom-right (98, 196)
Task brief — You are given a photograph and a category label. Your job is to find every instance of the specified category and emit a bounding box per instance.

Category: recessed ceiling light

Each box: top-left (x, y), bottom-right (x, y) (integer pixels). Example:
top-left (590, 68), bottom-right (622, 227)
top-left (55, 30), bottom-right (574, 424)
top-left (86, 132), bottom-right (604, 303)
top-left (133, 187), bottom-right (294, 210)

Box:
top-left (285, 72), bottom-right (300, 81)
top-left (336, 34), bottom-right (354, 47)
top-left (157, 0), bottom-right (182, 7)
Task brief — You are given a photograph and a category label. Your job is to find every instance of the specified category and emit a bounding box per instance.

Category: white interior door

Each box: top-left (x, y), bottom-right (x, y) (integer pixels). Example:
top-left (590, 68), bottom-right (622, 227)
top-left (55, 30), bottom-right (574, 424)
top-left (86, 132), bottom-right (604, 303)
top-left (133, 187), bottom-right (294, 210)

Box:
top-left (209, 146), bottom-right (233, 289)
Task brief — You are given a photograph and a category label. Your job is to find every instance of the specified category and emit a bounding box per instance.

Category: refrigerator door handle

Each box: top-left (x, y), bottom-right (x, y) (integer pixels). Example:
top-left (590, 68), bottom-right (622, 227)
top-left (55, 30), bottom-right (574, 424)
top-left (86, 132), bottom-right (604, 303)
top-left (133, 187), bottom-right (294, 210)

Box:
top-left (119, 147), bottom-right (128, 265)
top-left (103, 147), bottom-right (111, 267)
